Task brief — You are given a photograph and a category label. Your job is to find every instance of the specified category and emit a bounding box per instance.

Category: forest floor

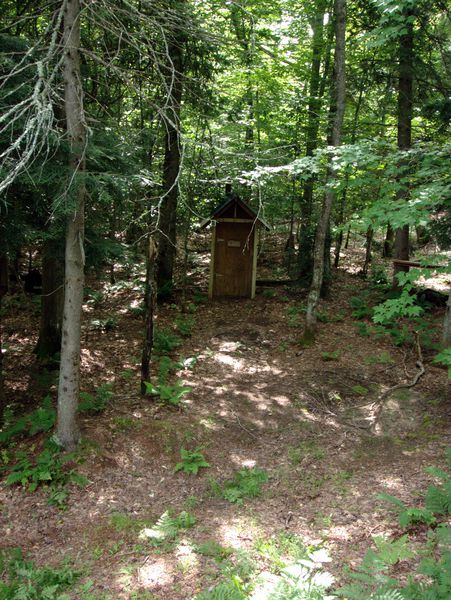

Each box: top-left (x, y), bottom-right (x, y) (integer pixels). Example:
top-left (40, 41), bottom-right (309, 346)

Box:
top-left (1, 240), bottom-right (450, 599)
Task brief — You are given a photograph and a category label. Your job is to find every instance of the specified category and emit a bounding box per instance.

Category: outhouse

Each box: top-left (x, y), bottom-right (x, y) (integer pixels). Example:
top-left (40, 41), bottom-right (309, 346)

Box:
top-left (200, 188), bottom-right (270, 299)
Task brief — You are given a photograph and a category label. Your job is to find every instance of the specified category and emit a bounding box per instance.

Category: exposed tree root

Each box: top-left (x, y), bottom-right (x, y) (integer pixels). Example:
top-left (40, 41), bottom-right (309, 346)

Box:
top-left (369, 334), bottom-right (425, 430)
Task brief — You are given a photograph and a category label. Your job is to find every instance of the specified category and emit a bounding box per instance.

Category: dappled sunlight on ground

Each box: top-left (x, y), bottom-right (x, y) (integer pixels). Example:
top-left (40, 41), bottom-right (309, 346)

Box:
top-left (1, 260), bottom-right (449, 599)
top-left (136, 558), bottom-right (173, 588)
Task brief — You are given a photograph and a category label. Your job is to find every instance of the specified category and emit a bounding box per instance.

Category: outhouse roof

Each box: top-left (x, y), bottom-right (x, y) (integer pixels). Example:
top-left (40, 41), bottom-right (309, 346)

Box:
top-left (199, 194), bottom-right (270, 231)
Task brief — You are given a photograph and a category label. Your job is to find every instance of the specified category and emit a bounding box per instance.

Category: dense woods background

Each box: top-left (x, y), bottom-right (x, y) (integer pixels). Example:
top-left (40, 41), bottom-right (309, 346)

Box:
top-left (0, 1), bottom-right (450, 598)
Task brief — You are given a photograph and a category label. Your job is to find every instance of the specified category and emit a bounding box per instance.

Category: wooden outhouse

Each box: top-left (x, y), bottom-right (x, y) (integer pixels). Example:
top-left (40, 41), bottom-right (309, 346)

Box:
top-left (200, 190), bottom-right (270, 299)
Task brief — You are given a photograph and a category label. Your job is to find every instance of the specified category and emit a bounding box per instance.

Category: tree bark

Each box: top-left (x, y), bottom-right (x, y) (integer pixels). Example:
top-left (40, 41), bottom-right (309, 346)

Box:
top-left (155, 7), bottom-right (185, 295)
top-left (393, 14), bottom-right (414, 288)
top-left (141, 237), bottom-right (157, 394)
top-left (305, 0), bottom-right (346, 339)
top-left (57, 0), bottom-right (86, 450)
top-left (0, 253), bottom-right (8, 424)
top-left (298, 0), bottom-right (328, 280)
top-left (362, 226), bottom-right (373, 277)
top-left (443, 288), bottom-right (451, 348)
top-left (35, 239), bottom-right (64, 360)
top-left (383, 223), bottom-right (394, 258)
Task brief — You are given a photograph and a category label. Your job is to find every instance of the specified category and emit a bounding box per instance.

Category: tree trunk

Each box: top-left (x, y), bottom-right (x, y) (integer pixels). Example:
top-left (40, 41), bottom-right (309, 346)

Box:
top-left (298, 0), bottom-right (328, 280)
top-left (35, 239), bottom-right (64, 360)
top-left (141, 237), bottom-right (157, 394)
top-left (0, 253), bottom-right (8, 424)
top-left (155, 9), bottom-right (185, 295)
top-left (305, 0), bottom-right (346, 339)
top-left (362, 226), bottom-right (373, 277)
top-left (393, 14), bottom-right (414, 288)
top-left (383, 223), bottom-right (394, 258)
top-left (443, 289), bottom-right (451, 348)
top-left (334, 68), bottom-right (366, 268)
top-left (57, 0), bottom-right (86, 451)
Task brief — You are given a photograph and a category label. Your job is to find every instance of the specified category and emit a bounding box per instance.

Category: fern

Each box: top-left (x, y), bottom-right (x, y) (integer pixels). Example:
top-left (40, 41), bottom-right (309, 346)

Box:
top-left (144, 380), bottom-right (191, 406)
top-left (221, 467), bottom-right (269, 504)
top-left (78, 383), bottom-right (113, 414)
top-left (174, 448), bottom-right (210, 475)
top-left (377, 492), bottom-right (436, 527)
top-left (153, 328), bottom-right (181, 354)
top-left (0, 548), bottom-right (80, 599)
top-left (0, 397), bottom-right (56, 443)
top-left (196, 583), bottom-right (245, 599)
top-left (425, 467), bottom-right (451, 515)
top-left (140, 510), bottom-right (196, 545)
top-left (339, 451), bottom-right (451, 599)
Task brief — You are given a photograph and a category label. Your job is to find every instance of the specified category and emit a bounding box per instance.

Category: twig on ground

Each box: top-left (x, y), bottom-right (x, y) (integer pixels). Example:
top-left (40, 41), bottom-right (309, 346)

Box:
top-left (231, 410), bottom-right (259, 439)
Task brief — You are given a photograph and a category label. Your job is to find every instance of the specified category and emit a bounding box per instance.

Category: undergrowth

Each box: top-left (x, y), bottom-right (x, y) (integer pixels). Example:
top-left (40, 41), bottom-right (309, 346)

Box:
top-left (338, 449), bottom-right (451, 599)
top-left (2, 438), bottom-right (88, 507)
top-left (211, 467), bottom-right (269, 504)
top-left (0, 548), bottom-right (80, 599)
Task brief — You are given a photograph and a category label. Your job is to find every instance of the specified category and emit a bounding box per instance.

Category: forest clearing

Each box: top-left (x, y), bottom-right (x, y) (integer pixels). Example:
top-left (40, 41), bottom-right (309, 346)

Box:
top-left (0, 0), bottom-right (450, 598)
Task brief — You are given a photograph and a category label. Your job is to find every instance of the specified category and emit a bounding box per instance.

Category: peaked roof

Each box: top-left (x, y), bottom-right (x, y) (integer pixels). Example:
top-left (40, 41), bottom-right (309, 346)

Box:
top-left (199, 194), bottom-right (270, 230)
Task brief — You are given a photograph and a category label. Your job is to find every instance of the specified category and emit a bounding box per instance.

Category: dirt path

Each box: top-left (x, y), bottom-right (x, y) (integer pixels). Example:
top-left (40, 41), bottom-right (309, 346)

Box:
top-left (1, 270), bottom-right (449, 598)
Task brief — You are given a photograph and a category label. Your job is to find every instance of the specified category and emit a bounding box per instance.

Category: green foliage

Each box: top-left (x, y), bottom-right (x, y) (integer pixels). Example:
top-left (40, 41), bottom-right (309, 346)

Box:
top-left (153, 328), bottom-right (181, 354)
top-left (424, 465), bottom-right (451, 516)
top-left (112, 416), bottom-right (140, 431)
top-left (78, 383), bottom-right (113, 414)
top-left (339, 452), bottom-right (451, 599)
top-left (143, 380), bottom-right (191, 406)
top-left (195, 541), bottom-right (233, 561)
top-left (196, 583), bottom-right (245, 600)
top-left (109, 512), bottom-right (152, 533)
top-left (128, 303), bottom-right (145, 318)
top-left (90, 317), bottom-right (117, 332)
top-left (120, 368), bottom-right (134, 380)
top-left (254, 532), bottom-right (312, 571)
top-left (288, 441), bottom-right (325, 465)
top-left (433, 349), bottom-right (451, 378)
top-left (385, 324), bottom-right (413, 347)
top-left (0, 397), bottom-right (56, 443)
top-left (175, 316), bottom-right (194, 337)
top-left (365, 351), bottom-right (394, 365)
top-left (377, 492), bottom-right (436, 528)
top-left (0, 548), bottom-right (79, 599)
top-left (369, 266), bottom-right (389, 290)
top-left (216, 467), bottom-right (269, 505)
top-left (4, 440), bottom-right (87, 507)
top-left (156, 355), bottom-right (197, 385)
top-left (352, 385), bottom-right (369, 396)
top-left (350, 295), bottom-right (373, 319)
top-left (196, 535), bottom-right (334, 599)
top-left (355, 322), bottom-right (372, 337)
top-left (321, 350), bottom-right (340, 361)
top-left (373, 291), bottom-right (423, 325)
top-left (174, 447), bottom-right (210, 475)
top-left (86, 289), bottom-right (104, 307)
top-left (140, 510), bottom-right (196, 546)
top-left (316, 311), bottom-right (332, 323)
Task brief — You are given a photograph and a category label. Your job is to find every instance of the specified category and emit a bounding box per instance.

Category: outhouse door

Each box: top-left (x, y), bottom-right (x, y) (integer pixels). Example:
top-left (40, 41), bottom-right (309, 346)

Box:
top-left (213, 222), bottom-right (254, 297)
